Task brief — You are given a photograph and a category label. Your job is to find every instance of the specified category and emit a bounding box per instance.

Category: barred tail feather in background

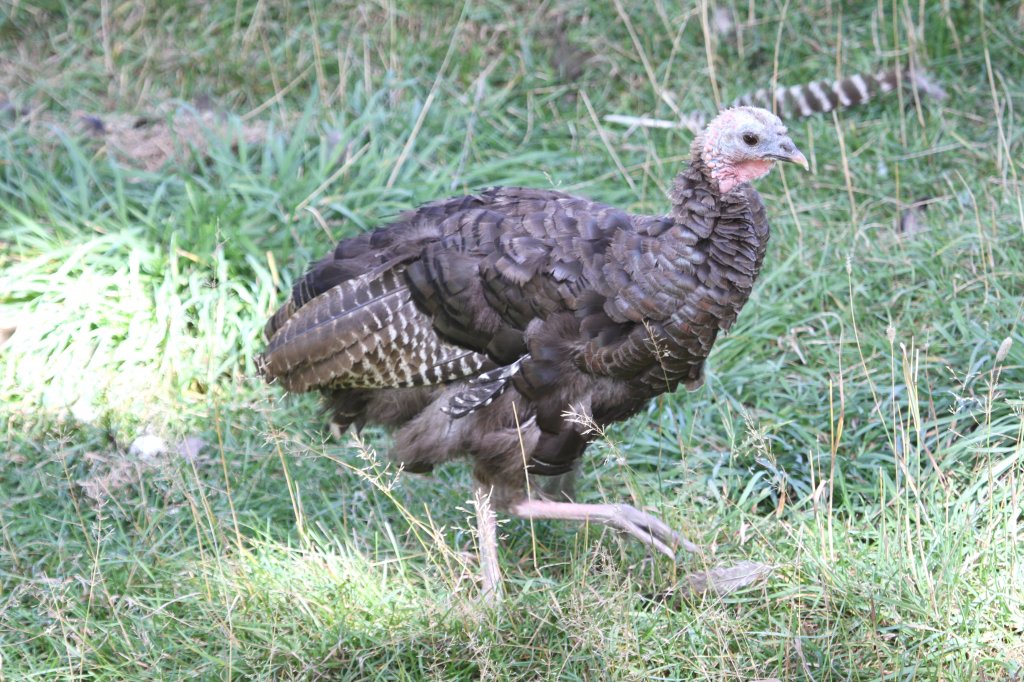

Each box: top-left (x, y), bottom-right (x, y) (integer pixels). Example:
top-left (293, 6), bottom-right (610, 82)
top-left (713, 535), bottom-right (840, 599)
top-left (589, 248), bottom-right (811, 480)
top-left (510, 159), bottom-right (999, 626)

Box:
top-left (730, 68), bottom-right (947, 119)
top-left (604, 68), bottom-right (946, 134)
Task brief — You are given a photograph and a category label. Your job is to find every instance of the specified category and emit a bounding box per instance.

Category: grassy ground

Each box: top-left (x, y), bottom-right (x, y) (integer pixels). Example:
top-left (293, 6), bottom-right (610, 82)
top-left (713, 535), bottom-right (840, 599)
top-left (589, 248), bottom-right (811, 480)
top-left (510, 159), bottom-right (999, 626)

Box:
top-left (2, 1), bottom-right (1023, 679)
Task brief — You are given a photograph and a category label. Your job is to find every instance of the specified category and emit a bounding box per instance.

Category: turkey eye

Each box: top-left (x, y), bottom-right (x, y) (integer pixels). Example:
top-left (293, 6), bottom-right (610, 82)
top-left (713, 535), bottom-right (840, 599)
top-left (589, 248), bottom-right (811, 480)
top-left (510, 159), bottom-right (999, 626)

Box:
top-left (742, 133), bottom-right (759, 146)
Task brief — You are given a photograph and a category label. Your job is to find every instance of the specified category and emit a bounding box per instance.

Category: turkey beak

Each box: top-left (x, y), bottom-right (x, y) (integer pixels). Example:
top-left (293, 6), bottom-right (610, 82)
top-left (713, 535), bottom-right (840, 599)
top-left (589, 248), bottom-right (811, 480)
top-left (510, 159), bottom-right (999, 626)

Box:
top-left (772, 138), bottom-right (809, 171)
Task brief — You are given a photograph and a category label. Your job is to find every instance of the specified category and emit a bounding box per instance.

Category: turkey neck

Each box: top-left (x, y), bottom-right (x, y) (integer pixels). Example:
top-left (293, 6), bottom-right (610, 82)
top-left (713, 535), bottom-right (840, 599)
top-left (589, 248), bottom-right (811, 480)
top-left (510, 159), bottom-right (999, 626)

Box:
top-left (664, 152), bottom-right (770, 298)
top-left (597, 151), bottom-right (771, 390)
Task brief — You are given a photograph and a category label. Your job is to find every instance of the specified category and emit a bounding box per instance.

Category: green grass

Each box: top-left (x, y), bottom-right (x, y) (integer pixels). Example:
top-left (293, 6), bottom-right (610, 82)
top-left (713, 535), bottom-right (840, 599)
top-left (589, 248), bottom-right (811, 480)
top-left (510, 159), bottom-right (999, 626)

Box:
top-left (2, 1), bottom-right (1023, 679)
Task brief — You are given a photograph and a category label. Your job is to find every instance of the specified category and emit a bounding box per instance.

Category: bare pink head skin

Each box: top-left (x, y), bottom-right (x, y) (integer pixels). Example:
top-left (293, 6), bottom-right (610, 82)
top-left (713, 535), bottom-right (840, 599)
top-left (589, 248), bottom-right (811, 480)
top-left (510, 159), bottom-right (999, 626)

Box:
top-left (697, 106), bottom-right (809, 194)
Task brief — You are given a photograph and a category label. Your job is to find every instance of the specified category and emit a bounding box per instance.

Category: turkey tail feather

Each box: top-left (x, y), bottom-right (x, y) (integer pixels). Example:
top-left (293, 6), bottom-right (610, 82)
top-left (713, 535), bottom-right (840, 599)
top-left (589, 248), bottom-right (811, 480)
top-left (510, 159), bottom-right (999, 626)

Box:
top-left (731, 67), bottom-right (946, 119)
top-left (259, 266), bottom-right (493, 393)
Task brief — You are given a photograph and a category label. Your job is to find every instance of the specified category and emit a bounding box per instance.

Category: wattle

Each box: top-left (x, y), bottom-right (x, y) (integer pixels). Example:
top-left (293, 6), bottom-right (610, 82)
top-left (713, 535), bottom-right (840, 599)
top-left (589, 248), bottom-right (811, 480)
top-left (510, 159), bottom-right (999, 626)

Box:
top-left (714, 158), bottom-right (776, 193)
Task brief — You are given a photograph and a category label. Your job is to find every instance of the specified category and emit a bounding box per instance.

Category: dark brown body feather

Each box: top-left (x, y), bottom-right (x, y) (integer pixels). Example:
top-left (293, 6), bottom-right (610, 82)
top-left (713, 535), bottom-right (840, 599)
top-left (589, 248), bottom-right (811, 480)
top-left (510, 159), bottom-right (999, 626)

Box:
top-left (259, 153), bottom-right (769, 500)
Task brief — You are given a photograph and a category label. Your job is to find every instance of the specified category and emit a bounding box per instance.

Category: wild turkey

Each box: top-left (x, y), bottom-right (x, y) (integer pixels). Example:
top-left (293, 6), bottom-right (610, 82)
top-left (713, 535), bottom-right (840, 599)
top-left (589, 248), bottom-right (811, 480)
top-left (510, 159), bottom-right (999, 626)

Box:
top-left (258, 106), bottom-right (808, 598)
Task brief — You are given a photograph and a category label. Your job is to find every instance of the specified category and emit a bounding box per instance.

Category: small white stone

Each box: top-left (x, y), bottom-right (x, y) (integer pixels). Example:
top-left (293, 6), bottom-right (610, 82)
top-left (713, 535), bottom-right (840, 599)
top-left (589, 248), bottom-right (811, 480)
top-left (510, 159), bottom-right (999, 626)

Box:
top-left (129, 434), bottom-right (167, 461)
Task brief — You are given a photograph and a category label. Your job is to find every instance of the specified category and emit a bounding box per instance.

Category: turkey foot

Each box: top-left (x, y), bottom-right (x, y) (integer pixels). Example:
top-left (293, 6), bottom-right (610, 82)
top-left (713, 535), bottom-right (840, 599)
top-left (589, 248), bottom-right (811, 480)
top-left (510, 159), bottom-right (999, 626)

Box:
top-left (511, 499), bottom-right (700, 558)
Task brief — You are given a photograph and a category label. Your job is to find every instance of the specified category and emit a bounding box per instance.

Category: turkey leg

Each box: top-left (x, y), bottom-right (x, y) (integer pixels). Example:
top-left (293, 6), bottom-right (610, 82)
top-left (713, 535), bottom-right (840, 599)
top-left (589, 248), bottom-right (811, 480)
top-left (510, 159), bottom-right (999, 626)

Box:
top-left (510, 499), bottom-right (700, 558)
top-left (473, 482), bottom-right (502, 602)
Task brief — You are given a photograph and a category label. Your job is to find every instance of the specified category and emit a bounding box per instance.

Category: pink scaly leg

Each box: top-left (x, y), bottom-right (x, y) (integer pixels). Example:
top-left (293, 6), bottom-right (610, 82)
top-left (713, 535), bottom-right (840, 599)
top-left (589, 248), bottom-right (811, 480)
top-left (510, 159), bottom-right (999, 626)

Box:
top-left (510, 499), bottom-right (701, 557)
top-left (473, 482), bottom-right (503, 602)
